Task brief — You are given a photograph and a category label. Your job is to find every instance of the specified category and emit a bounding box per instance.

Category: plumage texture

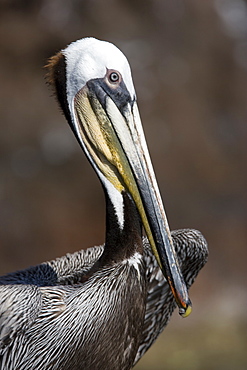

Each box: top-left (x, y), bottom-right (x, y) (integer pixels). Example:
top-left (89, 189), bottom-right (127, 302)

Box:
top-left (0, 229), bottom-right (208, 369)
top-left (1, 37), bottom-right (208, 369)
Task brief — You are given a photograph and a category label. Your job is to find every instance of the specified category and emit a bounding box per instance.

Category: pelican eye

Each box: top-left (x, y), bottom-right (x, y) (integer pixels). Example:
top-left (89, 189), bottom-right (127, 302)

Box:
top-left (109, 72), bottom-right (120, 83)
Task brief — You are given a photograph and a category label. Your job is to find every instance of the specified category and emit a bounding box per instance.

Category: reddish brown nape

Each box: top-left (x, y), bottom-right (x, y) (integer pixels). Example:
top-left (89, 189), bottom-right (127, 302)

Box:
top-left (45, 51), bottom-right (64, 88)
top-left (45, 51), bottom-right (70, 123)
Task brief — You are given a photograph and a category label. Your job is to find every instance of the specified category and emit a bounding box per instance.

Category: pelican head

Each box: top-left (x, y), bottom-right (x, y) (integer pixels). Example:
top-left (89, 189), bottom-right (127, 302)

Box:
top-left (47, 37), bottom-right (191, 317)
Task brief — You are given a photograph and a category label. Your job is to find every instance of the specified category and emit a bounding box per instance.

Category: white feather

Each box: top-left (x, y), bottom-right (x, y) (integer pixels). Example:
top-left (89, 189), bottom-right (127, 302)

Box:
top-left (63, 37), bottom-right (135, 111)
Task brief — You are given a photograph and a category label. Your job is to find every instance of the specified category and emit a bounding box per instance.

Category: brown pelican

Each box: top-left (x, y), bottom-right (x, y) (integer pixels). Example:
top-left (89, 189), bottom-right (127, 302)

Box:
top-left (0, 38), bottom-right (208, 370)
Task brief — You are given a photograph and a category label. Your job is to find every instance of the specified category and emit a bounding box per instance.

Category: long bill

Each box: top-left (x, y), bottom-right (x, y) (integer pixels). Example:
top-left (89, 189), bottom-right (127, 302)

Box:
top-left (72, 82), bottom-right (191, 317)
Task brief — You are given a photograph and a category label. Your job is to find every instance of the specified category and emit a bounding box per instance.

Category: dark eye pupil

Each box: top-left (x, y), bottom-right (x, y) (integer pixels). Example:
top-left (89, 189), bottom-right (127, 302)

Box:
top-left (109, 72), bottom-right (119, 82)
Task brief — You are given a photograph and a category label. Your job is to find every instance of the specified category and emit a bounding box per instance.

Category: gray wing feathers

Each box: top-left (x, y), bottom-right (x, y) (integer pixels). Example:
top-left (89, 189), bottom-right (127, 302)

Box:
top-left (134, 229), bottom-right (208, 364)
top-left (0, 285), bottom-right (42, 351)
top-left (0, 230), bottom-right (208, 365)
top-left (0, 245), bottom-right (103, 353)
top-left (47, 245), bottom-right (104, 284)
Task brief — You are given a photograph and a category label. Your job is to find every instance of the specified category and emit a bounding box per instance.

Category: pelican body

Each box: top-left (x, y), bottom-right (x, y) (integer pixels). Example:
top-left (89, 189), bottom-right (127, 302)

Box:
top-left (0, 38), bottom-right (208, 369)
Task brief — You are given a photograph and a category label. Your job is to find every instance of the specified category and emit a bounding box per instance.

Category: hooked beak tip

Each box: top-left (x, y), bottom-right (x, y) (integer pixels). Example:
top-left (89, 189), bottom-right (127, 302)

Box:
top-left (179, 303), bottom-right (192, 318)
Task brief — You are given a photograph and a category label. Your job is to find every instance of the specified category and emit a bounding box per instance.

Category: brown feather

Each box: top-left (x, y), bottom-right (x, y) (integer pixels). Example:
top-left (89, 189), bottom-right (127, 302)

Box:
top-left (44, 51), bottom-right (64, 88)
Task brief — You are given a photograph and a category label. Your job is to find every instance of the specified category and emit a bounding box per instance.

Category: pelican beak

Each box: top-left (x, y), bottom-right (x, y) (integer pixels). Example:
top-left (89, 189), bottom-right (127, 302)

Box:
top-left (72, 76), bottom-right (191, 317)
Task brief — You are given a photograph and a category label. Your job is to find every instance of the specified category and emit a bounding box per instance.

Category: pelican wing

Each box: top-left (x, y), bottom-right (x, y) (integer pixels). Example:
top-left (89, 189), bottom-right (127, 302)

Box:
top-left (134, 229), bottom-right (208, 364)
top-left (0, 229), bottom-right (207, 365)
top-left (0, 285), bottom-right (42, 351)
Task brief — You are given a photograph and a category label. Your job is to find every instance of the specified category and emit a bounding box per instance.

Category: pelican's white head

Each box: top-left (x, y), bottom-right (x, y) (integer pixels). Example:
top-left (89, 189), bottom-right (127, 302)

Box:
top-left (63, 38), bottom-right (135, 109)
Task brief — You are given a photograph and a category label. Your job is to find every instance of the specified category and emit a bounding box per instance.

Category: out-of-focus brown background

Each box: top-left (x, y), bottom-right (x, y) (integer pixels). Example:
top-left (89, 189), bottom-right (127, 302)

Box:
top-left (0, 0), bottom-right (246, 369)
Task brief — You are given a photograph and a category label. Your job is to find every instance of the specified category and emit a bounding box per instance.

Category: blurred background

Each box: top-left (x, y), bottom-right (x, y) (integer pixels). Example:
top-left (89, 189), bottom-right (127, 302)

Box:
top-left (0, 0), bottom-right (246, 368)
